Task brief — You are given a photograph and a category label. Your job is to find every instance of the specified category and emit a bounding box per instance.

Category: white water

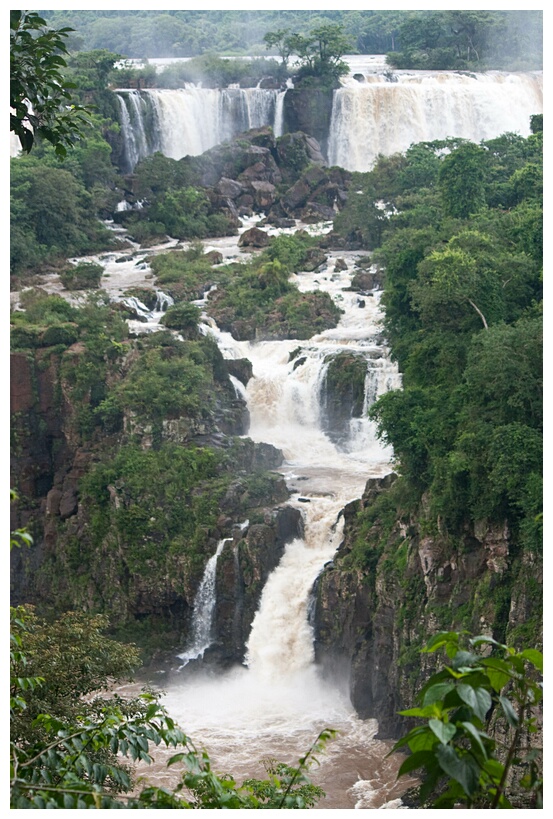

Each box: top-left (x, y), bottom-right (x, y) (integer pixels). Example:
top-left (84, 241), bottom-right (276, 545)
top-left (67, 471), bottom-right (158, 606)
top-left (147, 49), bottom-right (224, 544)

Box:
top-left (30, 218), bottom-right (410, 807)
top-left (154, 249), bottom-right (408, 808)
top-left (178, 538), bottom-right (230, 667)
top-left (115, 68), bottom-right (542, 173)
top-left (328, 70), bottom-right (543, 171)
top-left (116, 87), bottom-right (280, 169)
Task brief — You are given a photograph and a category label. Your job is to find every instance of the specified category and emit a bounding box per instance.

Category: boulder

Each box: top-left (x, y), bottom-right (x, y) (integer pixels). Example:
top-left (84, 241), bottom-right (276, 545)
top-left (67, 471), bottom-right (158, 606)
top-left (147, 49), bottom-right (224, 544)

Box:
top-left (238, 226), bottom-right (270, 248)
top-left (226, 358), bottom-right (253, 386)
top-left (249, 180), bottom-right (276, 210)
top-left (216, 177), bottom-right (244, 199)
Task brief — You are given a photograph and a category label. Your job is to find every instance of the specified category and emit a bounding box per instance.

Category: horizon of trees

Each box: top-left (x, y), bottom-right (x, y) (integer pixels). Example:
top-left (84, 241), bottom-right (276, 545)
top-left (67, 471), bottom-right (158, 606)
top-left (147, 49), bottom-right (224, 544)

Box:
top-left (41, 9), bottom-right (542, 71)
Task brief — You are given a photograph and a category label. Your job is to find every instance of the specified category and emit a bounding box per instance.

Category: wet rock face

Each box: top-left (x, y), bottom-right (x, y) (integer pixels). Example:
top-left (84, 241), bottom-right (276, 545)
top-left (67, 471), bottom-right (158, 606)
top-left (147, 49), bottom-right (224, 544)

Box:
top-left (238, 226), bottom-right (270, 248)
top-left (213, 506), bottom-right (304, 664)
top-left (319, 352), bottom-right (368, 447)
top-left (283, 88), bottom-right (335, 156)
top-left (313, 473), bottom-right (537, 739)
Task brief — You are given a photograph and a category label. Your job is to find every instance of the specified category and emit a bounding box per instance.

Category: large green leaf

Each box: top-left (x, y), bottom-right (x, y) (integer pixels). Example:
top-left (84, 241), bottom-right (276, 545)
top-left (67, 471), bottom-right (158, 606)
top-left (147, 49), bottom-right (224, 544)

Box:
top-left (436, 745), bottom-right (480, 797)
top-left (422, 681), bottom-right (455, 706)
top-left (457, 684), bottom-right (492, 722)
top-left (499, 695), bottom-right (519, 727)
top-left (429, 718), bottom-right (456, 744)
top-left (519, 648), bottom-right (543, 672)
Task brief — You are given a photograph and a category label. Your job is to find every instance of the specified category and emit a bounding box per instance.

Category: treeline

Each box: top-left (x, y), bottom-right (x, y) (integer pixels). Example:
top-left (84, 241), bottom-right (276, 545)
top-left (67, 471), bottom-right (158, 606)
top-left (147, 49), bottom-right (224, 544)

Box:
top-left (333, 118), bottom-right (542, 643)
top-left (41, 9), bottom-right (542, 70)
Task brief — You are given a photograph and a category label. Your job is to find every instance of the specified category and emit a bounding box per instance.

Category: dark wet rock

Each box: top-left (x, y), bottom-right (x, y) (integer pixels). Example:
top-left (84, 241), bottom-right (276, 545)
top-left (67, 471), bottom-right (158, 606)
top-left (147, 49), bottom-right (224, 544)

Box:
top-left (238, 226), bottom-right (270, 248)
top-left (213, 505), bottom-right (303, 664)
top-left (226, 358), bottom-right (253, 386)
top-left (204, 250), bottom-right (224, 266)
top-left (216, 177), bottom-right (244, 199)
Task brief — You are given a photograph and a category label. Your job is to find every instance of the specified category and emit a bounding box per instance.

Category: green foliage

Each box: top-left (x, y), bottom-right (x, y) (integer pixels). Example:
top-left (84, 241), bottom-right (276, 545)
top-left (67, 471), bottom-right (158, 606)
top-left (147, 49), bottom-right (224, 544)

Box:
top-left (387, 10), bottom-right (542, 71)
top-left (98, 337), bottom-right (218, 428)
top-left (439, 142), bottom-right (487, 219)
top-left (60, 261), bottom-right (103, 290)
top-left (266, 23), bottom-right (351, 88)
top-left (10, 11), bottom-right (89, 156)
top-left (160, 302), bottom-right (201, 337)
top-left (10, 156), bottom-right (114, 275)
top-left (157, 54), bottom-right (286, 89)
top-left (392, 631), bottom-right (542, 808)
top-left (11, 606), bottom-right (330, 808)
top-left (126, 162), bottom-right (236, 241)
top-left (39, 10), bottom-right (541, 70)
top-left (265, 232), bottom-right (316, 273)
top-left (207, 256), bottom-right (342, 341)
top-left (148, 245), bottom-right (223, 302)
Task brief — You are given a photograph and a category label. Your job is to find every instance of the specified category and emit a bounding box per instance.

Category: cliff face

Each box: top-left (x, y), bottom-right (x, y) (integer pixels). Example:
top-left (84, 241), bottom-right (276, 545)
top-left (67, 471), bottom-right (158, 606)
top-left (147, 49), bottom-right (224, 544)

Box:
top-left (283, 89), bottom-right (334, 158)
top-left (10, 343), bottom-right (298, 657)
top-left (313, 474), bottom-right (542, 738)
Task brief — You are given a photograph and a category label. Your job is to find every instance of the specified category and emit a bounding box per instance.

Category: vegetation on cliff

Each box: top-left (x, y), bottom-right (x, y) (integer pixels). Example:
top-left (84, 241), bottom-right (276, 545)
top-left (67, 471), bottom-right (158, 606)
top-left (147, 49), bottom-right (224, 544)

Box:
top-left (318, 120), bottom-right (542, 743)
top-left (393, 631), bottom-right (542, 808)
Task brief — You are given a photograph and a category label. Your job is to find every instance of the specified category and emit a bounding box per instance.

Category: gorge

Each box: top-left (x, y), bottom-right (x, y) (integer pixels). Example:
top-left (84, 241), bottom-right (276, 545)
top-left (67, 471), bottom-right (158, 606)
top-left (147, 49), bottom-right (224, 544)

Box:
top-left (11, 35), bottom-right (543, 809)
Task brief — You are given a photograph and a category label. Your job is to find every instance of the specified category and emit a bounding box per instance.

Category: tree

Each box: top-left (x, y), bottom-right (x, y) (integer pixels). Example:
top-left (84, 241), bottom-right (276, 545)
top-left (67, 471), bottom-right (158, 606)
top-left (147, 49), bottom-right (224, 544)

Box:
top-left (391, 631), bottom-right (542, 808)
top-left (10, 10), bottom-right (89, 156)
top-left (266, 23), bottom-right (351, 87)
top-left (263, 27), bottom-right (293, 69)
top-left (439, 141), bottom-right (488, 219)
top-left (10, 606), bottom-right (331, 808)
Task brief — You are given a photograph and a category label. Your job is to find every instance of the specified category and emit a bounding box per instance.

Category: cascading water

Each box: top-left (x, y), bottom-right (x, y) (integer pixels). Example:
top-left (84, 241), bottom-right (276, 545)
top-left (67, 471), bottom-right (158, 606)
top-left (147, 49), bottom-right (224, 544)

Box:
top-left (37, 217), bottom-right (413, 806)
top-left (328, 70), bottom-right (543, 171)
top-left (178, 538), bottom-right (231, 668)
top-left (154, 252), bottom-right (408, 808)
top-left (115, 68), bottom-right (542, 173)
top-left (116, 87), bottom-right (281, 170)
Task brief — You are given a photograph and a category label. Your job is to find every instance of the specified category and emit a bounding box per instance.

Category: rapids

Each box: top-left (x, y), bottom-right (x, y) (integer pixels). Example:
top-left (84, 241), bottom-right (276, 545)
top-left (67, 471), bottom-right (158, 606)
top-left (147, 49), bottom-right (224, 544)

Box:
top-left (151, 233), bottom-right (406, 808)
top-left (30, 218), bottom-right (412, 808)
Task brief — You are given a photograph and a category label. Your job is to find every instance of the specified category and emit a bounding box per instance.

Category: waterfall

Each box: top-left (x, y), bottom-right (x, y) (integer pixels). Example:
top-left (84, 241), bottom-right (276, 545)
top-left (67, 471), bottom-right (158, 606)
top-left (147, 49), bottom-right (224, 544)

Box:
top-left (178, 538), bottom-right (231, 667)
top-left (328, 70), bottom-right (543, 171)
top-left (274, 89), bottom-right (286, 138)
top-left (116, 87), bottom-right (280, 170)
top-left (160, 250), bottom-right (408, 806)
top-left (116, 70), bottom-right (541, 174)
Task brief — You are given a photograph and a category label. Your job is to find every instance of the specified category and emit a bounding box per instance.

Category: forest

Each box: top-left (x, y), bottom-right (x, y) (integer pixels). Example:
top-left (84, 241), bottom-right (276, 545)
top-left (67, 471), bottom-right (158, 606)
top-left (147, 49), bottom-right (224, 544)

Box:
top-left (10, 10), bottom-right (542, 810)
top-left (40, 9), bottom-right (543, 71)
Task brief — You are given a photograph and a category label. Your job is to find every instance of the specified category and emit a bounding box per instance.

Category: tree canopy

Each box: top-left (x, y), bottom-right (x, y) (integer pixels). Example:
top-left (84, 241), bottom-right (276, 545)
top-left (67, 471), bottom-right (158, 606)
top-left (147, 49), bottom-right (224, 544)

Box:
top-left (10, 10), bottom-right (89, 156)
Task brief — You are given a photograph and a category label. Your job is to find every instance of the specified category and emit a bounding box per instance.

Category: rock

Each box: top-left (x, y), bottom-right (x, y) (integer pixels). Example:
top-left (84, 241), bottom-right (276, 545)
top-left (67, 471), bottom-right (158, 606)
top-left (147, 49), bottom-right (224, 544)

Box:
top-left (226, 358), bottom-right (253, 386)
top-left (213, 505), bottom-right (303, 664)
top-left (303, 248), bottom-right (328, 272)
top-left (283, 88), bottom-right (334, 155)
top-left (267, 217), bottom-right (296, 229)
top-left (216, 177), bottom-right (244, 199)
top-left (10, 353), bottom-right (35, 413)
top-left (351, 268), bottom-right (383, 292)
top-left (280, 178), bottom-right (311, 212)
top-left (300, 202), bottom-right (336, 223)
top-left (249, 180), bottom-right (276, 210)
top-left (238, 226), bottom-right (270, 248)
top-left (204, 250), bottom-right (224, 266)
top-left (334, 257), bottom-right (348, 272)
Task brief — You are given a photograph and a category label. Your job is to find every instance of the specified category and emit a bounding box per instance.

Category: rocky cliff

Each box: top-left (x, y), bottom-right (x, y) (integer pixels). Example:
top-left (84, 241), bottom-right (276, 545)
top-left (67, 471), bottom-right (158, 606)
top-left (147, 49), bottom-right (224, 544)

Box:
top-left (313, 474), bottom-right (542, 738)
top-left (10, 336), bottom-right (300, 658)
